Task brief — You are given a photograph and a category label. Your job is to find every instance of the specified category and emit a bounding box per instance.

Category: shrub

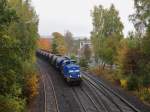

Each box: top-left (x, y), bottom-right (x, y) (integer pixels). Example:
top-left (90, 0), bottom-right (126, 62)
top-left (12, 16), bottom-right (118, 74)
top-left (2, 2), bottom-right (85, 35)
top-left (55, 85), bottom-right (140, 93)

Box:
top-left (79, 58), bottom-right (88, 70)
top-left (89, 66), bottom-right (116, 83)
top-left (0, 95), bottom-right (25, 112)
top-left (70, 54), bottom-right (77, 62)
top-left (89, 66), bottom-right (104, 75)
top-left (24, 73), bottom-right (39, 102)
top-left (142, 74), bottom-right (150, 87)
top-left (127, 75), bottom-right (139, 90)
top-left (120, 79), bottom-right (128, 89)
top-left (138, 87), bottom-right (150, 104)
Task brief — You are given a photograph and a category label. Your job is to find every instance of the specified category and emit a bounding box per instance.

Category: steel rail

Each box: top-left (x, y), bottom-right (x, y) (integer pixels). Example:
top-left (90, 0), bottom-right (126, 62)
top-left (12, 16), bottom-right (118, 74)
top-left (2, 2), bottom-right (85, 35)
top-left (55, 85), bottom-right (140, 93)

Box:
top-left (38, 67), bottom-right (47, 112)
top-left (46, 72), bottom-right (60, 112)
top-left (38, 61), bottom-right (60, 112)
top-left (82, 72), bottom-right (141, 112)
top-left (72, 88), bottom-right (87, 112)
top-left (84, 76), bottom-right (124, 112)
top-left (79, 86), bottom-right (101, 112)
top-left (83, 80), bottom-right (111, 112)
top-left (42, 74), bottom-right (47, 112)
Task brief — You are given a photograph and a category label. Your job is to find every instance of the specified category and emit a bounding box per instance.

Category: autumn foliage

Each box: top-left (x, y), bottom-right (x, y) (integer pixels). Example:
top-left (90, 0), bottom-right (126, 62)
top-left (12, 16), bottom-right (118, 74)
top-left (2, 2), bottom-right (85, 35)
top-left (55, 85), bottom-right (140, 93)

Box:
top-left (51, 32), bottom-right (67, 55)
top-left (37, 38), bottom-right (51, 51)
top-left (25, 73), bottom-right (39, 102)
top-left (90, 0), bottom-right (150, 104)
top-left (0, 0), bottom-right (39, 111)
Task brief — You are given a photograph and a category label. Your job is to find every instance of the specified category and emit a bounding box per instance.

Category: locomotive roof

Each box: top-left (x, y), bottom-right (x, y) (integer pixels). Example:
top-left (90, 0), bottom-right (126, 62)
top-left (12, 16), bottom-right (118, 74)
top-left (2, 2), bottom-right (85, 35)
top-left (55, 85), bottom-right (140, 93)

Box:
top-left (65, 64), bottom-right (80, 69)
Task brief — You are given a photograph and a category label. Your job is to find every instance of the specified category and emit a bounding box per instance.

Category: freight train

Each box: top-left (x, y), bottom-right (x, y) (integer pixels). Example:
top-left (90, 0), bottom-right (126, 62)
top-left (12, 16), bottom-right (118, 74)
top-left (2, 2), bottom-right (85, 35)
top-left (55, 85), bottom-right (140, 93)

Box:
top-left (36, 49), bottom-right (82, 84)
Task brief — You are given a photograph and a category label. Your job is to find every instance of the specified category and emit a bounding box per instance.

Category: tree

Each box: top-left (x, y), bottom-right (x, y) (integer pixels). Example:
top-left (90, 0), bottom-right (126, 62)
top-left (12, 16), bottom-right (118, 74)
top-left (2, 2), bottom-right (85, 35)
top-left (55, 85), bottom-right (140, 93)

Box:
top-left (83, 44), bottom-right (91, 61)
top-left (51, 37), bottom-right (58, 54)
top-left (0, 0), bottom-right (18, 95)
top-left (64, 30), bottom-right (74, 56)
top-left (79, 58), bottom-right (88, 70)
top-left (130, 0), bottom-right (150, 87)
top-left (0, 0), bottom-right (25, 111)
top-left (115, 38), bottom-right (142, 90)
top-left (91, 4), bottom-right (124, 68)
top-left (0, 0), bottom-right (17, 28)
top-left (0, 0), bottom-right (38, 111)
top-left (140, 31), bottom-right (150, 87)
top-left (37, 38), bottom-right (51, 51)
top-left (51, 32), bottom-right (67, 55)
top-left (130, 0), bottom-right (150, 33)
top-left (72, 39), bottom-right (81, 55)
top-left (8, 0), bottom-right (39, 61)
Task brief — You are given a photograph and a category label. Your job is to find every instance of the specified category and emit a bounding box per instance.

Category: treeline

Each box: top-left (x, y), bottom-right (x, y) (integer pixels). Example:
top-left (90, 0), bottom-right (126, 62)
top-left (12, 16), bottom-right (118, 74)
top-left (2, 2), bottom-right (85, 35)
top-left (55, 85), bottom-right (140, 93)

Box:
top-left (0, 0), bottom-right (39, 111)
top-left (50, 32), bottom-right (91, 68)
top-left (51, 31), bottom-right (80, 56)
top-left (91, 1), bottom-right (150, 103)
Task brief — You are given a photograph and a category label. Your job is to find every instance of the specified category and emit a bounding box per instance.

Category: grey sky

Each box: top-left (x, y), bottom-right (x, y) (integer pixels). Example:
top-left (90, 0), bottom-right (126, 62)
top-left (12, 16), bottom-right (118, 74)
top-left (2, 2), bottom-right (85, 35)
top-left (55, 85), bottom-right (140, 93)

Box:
top-left (31, 0), bottom-right (135, 37)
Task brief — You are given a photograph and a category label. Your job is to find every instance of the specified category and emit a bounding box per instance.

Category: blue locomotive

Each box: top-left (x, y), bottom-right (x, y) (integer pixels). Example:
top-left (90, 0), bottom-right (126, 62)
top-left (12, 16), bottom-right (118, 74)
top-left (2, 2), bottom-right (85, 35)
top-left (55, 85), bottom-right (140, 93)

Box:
top-left (36, 49), bottom-right (82, 84)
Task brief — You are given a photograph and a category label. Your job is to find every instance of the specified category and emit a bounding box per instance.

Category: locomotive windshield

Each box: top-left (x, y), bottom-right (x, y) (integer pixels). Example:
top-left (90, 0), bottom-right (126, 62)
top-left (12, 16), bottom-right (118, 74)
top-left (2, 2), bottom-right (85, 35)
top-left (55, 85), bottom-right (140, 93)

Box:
top-left (65, 61), bottom-right (71, 65)
top-left (70, 60), bottom-right (76, 64)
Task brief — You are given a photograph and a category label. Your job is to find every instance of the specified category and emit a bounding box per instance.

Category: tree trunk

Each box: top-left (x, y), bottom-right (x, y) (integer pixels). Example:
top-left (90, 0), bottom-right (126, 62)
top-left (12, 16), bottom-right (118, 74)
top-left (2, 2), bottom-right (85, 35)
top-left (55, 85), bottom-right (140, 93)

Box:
top-left (103, 63), bottom-right (105, 70)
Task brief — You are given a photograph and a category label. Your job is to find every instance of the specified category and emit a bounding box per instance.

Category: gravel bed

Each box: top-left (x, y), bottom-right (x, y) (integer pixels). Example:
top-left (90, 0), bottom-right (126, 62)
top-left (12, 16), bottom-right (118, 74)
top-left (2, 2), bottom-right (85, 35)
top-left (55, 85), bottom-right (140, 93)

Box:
top-left (30, 58), bottom-right (150, 112)
top-left (83, 80), bottom-right (121, 112)
top-left (72, 85), bottom-right (99, 112)
top-left (38, 59), bottom-right (82, 112)
top-left (85, 72), bottom-right (150, 112)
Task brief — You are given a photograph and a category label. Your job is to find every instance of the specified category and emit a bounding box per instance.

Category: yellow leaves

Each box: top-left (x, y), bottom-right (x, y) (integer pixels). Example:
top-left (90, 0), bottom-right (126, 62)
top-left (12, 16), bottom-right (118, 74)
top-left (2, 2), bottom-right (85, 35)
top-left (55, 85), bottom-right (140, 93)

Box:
top-left (52, 32), bottom-right (67, 55)
top-left (116, 40), bottom-right (128, 65)
top-left (138, 87), bottom-right (150, 104)
top-left (25, 73), bottom-right (39, 102)
top-left (59, 45), bottom-right (66, 55)
top-left (37, 38), bottom-right (51, 51)
top-left (120, 79), bottom-right (127, 89)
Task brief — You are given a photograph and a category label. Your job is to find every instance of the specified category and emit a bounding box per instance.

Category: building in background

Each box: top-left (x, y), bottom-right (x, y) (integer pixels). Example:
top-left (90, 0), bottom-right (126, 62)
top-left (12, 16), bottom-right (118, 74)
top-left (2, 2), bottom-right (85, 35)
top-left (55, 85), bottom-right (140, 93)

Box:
top-left (78, 38), bottom-right (92, 58)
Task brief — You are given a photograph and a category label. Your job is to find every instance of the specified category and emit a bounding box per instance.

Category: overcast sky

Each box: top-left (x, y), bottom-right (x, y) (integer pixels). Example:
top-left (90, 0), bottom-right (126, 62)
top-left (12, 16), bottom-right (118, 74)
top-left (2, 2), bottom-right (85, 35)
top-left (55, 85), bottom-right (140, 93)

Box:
top-left (31, 0), bottom-right (135, 38)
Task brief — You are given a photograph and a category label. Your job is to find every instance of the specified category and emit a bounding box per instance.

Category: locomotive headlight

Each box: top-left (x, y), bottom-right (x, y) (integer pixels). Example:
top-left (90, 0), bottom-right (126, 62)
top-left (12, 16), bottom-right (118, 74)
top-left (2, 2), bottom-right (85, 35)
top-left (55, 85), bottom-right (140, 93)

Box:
top-left (75, 70), bottom-right (80, 72)
top-left (78, 74), bottom-right (81, 77)
top-left (69, 75), bottom-right (72, 78)
top-left (69, 70), bottom-right (74, 73)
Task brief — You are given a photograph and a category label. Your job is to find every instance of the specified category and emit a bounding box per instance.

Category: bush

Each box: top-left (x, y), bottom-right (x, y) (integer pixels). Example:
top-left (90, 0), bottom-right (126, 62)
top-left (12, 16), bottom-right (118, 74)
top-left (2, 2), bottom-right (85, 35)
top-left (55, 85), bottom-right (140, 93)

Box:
top-left (127, 75), bottom-right (139, 90)
top-left (24, 73), bottom-right (39, 102)
top-left (79, 58), bottom-right (88, 70)
top-left (142, 74), bottom-right (150, 87)
top-left (0, 95), bottom-right (25, 112)
top-left (138, 88), bottom-right (150, 104)
top-left (70, 54), bottom-right (77, 62)
top-left (89, 66), bottom-right (104, 75)
top-left (89, 66), bottom-right (116, 83)
top-left (120, 79), bottom-right (128, 89)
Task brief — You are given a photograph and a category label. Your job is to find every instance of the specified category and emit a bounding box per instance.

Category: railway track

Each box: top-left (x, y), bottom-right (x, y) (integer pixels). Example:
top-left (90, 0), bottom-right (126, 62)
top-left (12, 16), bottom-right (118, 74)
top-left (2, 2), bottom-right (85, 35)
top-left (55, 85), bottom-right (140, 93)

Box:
top-left (41, 71), bottom-right (47, 112)
top-left (46, 72), bottom-right (60, 112)
top-left (72, 88), bottom-right (87, 112)
top-left (83, 80), bottom-right (113, 112)
top-left (72, 86), bottom-right (101, 112)
top-left (39, 64), bottom-right (60, 112)
top-left (82, 72), bottom-right (141, 112)
top-left (83, 77), bottom-right (124, 112)
top-left (37, 59), bottom-right (143, 112)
